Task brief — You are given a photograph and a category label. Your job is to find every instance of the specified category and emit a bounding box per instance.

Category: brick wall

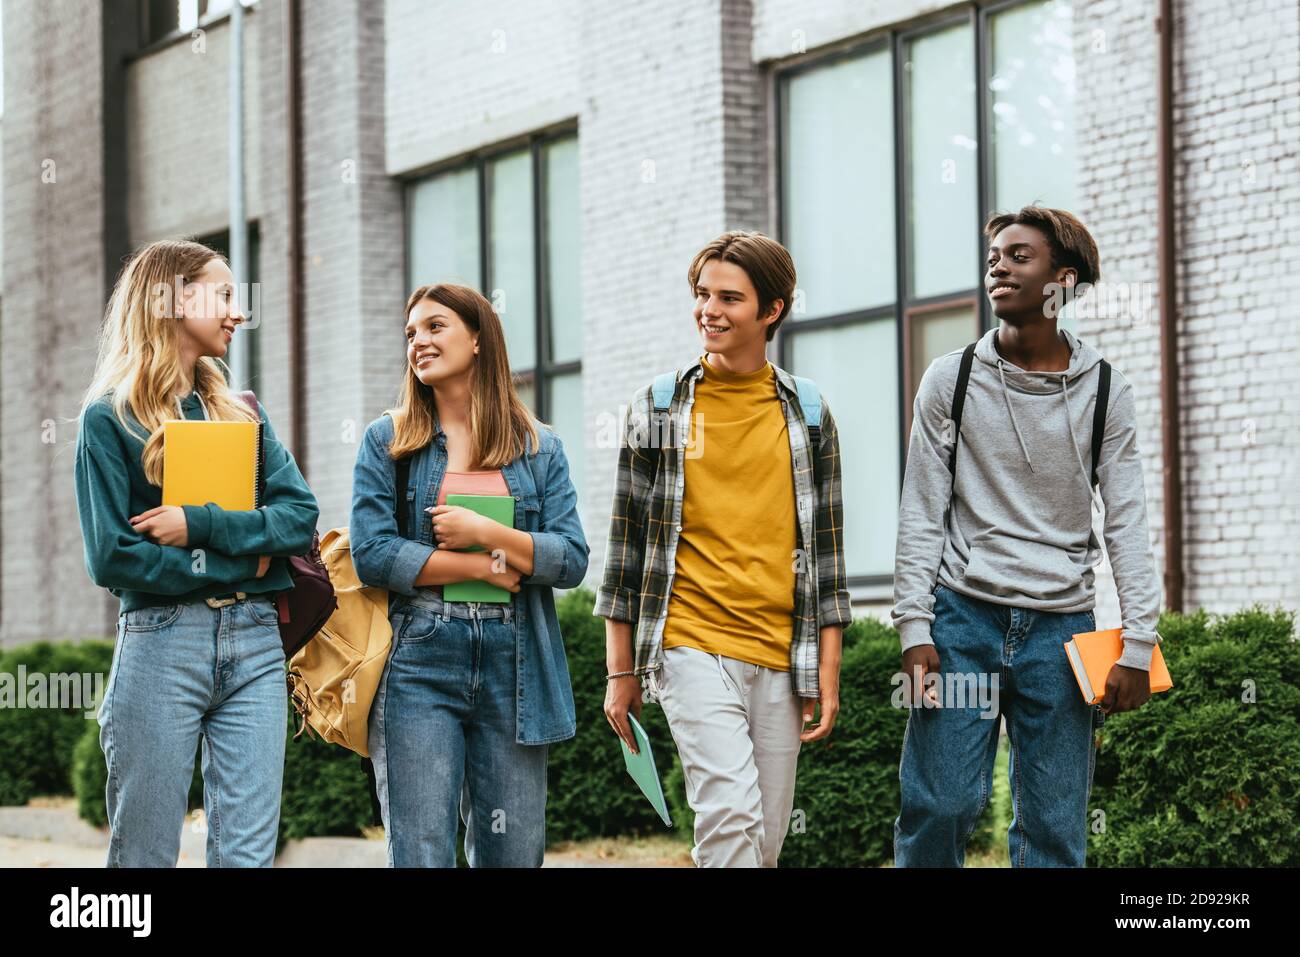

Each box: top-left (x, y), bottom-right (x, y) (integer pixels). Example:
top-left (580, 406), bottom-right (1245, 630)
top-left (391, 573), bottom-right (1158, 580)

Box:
top-left (1, 0), bottom-right (113, 641)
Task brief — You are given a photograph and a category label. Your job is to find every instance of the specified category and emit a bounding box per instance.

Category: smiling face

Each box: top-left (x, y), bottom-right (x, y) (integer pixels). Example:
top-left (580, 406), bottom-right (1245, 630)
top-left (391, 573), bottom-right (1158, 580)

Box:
top-left (985, 223), bottom-right (1077, 323)
top-left (405, 296), bottom-right (479, 386)
top-left (692, 258), bottom-right (781, 359)
top-left (175, 258), bottom-right (244, 360)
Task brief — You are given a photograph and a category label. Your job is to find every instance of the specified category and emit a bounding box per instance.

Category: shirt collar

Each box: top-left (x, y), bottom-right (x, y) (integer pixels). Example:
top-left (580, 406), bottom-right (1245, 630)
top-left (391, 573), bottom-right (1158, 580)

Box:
top-left (679, 353), bottom-right (801, 400)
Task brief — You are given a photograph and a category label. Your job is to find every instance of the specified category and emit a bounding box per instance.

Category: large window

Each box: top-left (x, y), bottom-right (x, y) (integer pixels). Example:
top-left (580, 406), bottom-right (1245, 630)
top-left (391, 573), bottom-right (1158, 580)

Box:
top-left (405, 131), bottom-right (584, 500)
top-left (777, 0), bottom-right (1075, 586)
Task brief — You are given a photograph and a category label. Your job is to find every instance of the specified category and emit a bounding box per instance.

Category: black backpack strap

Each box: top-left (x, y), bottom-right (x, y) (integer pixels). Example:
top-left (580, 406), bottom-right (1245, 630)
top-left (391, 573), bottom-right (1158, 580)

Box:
top-left (947, 342), bottom-right (977, 478)
top-left (1090, 360), bottom-right (1111, 488)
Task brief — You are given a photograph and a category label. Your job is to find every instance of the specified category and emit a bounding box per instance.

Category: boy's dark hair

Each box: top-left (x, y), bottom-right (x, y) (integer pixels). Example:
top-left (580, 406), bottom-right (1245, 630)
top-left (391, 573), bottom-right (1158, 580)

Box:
top-left (687, 230), bottom-right (796, 341)
top-left (983, 206), bottom-right (1101, 289)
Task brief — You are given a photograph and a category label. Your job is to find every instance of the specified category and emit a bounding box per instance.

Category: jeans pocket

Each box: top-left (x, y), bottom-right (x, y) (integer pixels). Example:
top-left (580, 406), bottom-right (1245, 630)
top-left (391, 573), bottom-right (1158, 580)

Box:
top-left (397, 607), bottom-right (442, 645)
top-left (123, 603), bottom-right (185, 633)
top-left (247, 596), bottom-right (281, 628)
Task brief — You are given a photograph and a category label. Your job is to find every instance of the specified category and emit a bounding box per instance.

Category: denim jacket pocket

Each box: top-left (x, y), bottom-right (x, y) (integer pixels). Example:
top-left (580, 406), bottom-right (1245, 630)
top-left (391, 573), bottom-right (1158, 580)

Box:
top-left (516, 495), bottom-right (540, 531)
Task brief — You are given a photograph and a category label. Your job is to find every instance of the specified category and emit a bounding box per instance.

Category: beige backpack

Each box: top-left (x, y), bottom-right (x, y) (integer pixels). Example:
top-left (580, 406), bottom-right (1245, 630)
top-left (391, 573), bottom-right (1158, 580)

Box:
top-left (286, 525), bottom-right (393, 756)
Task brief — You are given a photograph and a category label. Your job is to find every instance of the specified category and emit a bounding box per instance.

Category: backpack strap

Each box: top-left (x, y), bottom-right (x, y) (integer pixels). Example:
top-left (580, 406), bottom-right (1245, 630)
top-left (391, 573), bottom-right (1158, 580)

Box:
top-left (947, 342), bottom-right (978, 479)
top-left (651, 371), bottom-right (678, 412)
top-left (382, 412), bottom-right (415, 534)
top-left (1090, 360), bottom-right (1111, 488)
top-left (791, 375), bottom-right (823, 488)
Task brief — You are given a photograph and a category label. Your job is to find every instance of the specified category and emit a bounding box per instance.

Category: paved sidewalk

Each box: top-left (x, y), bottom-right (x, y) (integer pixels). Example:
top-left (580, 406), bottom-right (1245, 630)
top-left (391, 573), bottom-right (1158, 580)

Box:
top-left (0, 802), bottom-right (686, 867)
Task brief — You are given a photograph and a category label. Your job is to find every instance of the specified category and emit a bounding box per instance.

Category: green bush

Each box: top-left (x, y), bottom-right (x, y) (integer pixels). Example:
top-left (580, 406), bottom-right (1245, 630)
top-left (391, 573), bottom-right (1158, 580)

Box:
top-left (1088, 606), bottom-right (1300, 867)
top-left (546, 588), bottom-right (680, 843)
top-left (776, 617), bottom-right (907, 866)
top-left (0, 640), bottom-right (114, 804)
top-left (278, 712), bottom-right (374, 843)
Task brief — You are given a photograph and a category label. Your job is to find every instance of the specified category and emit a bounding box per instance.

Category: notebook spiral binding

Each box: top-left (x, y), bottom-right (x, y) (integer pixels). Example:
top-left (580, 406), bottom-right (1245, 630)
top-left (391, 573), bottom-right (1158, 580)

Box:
top-left (254, 420), bottom-right (265, 509)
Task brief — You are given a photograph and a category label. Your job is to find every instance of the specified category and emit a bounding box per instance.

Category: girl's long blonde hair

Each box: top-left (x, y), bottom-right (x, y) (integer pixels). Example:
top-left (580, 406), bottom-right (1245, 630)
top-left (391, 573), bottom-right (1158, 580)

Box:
top-left (387, 283), bottom-right (539, 466)
top-left (81, 239), bottom-right (259, 486)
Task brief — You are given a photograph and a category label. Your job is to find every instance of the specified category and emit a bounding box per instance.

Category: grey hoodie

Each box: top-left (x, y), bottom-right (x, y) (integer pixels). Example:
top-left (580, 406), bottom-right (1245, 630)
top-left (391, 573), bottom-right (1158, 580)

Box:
top-left (891, 327), bottom-right (1162, 670)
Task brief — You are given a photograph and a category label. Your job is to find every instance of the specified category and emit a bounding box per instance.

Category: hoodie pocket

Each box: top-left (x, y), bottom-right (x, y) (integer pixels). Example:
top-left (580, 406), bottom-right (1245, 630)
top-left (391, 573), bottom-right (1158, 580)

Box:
top-left (960, 536), bottom-right (1084, 603)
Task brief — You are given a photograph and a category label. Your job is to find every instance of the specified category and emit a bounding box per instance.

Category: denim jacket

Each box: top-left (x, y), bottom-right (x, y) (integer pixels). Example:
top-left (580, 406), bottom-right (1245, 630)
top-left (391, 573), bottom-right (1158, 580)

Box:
top-left (349, 411), bottom-right (588, 745)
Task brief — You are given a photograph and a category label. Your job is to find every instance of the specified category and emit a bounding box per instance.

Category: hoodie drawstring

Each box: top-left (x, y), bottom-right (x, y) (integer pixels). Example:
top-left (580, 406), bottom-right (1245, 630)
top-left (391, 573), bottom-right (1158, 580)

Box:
top-left (1059, 373), bottom-right (1098, 500)
top-left (996, 360), bottom-right (1037, 473)
top-left (996, 362), bottom-right (1096, 498)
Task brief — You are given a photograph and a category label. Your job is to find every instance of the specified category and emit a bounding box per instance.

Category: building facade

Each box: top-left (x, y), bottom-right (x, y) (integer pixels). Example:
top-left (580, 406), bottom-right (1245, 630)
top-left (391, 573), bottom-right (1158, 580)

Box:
top-left (2, 0), bottom-right (1297, 643)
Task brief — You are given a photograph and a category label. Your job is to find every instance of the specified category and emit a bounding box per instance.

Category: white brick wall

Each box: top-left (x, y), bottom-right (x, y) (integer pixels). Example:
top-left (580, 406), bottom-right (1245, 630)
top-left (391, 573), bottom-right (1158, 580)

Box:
top-left (384, 0), bottom-right (582, 176)
top-left (1162, 0), bottom-right (1300, 613)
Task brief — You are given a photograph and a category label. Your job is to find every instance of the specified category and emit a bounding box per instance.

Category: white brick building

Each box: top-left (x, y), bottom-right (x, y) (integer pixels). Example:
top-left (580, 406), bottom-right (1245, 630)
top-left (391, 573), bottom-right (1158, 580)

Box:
top-left (2, 0), bottom-right (1297, 643)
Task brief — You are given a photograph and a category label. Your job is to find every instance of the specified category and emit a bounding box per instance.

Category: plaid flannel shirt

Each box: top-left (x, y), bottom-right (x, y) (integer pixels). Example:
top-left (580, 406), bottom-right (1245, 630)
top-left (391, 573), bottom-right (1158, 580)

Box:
top-left (593, 356), bottom-right (852, 697)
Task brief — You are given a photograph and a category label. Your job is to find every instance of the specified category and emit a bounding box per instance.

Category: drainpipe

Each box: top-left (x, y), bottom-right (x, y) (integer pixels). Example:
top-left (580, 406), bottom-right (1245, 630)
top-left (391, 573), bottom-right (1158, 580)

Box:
top-left (1156, 0), bottom-right (1184, 612)
top-left (229, 0), bottom-right (249, 388)
top-left (283, 0), bottom-right (306, 472)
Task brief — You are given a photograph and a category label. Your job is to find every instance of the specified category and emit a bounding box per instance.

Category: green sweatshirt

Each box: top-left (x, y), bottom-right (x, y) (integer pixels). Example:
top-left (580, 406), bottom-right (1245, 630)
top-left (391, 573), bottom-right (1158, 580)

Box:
top-left (74, 389), bottom-right (320, 614)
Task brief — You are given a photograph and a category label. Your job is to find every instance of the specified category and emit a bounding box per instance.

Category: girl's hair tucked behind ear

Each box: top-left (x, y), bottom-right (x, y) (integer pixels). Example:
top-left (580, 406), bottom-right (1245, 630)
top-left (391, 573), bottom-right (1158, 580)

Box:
top-left (82, 238), bottom-right (259, 487)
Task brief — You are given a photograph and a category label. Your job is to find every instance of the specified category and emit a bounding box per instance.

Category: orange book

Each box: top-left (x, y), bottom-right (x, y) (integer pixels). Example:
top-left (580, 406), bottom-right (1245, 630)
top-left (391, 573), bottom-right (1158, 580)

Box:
top-left (1064, 628), bottom-right (1173, 705)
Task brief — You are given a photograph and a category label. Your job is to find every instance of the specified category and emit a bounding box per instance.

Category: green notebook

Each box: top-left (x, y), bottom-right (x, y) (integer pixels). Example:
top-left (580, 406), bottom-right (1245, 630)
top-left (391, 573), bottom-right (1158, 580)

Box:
top-left (620, 714), bottom-right (672, 827)
top-left (442, 493), bottom-right (516, 603)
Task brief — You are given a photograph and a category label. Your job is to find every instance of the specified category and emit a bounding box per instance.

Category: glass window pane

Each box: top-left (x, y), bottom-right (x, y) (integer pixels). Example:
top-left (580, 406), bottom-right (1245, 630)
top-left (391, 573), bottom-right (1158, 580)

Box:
top-left (908, 304), bottom-right (976, 407)
top-left (546, 371), bottom-right (585, 515)
top-left (906, 23), bottom-right (978, 299)
top-left (989, 0), bottom-right (1076, 211)
top-left (488, 150), bottom-right (537, 371)
top-left (781, 49), bottom-right (895, 319)
top-left (406, 165), bottom-right (480, 292)
top-left (790, 319), bottom-right (899, 578)
top-left (514, 372), bottom-right (536, 416)
top-left (543, 136), bottom-right (582, 364)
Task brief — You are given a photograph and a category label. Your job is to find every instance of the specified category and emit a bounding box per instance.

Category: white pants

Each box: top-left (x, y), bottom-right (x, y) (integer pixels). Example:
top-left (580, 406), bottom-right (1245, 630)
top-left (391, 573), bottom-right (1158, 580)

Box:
top-left (655, 644), bottom-right (805, 867)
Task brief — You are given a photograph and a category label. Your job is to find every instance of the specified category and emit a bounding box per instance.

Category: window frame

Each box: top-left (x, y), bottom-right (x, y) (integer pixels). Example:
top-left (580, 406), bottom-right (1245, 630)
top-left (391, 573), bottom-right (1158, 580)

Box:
top-left (772, 0), bottom-right (1060, 588)
top-left (401, 125), bottom-right (581, 425)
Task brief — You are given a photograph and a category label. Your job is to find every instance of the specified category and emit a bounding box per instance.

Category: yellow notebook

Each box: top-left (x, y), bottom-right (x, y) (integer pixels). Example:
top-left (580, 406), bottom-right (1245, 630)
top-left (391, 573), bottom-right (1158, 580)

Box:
top-left (162, 419), bottom-right (261, 510)
top-left (1064, 627), bottom-right (1173, 705)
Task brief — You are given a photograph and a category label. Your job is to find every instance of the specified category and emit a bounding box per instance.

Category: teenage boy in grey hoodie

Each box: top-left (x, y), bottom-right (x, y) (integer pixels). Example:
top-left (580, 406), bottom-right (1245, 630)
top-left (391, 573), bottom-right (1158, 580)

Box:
top-left (891, 206), bottom-right (1162, 867)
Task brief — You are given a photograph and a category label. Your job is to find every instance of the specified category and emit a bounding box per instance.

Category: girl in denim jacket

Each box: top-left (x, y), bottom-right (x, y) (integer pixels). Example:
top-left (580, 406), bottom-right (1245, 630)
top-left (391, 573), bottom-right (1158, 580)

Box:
top-left (350, 283), bottom-right (588, 867)
top-left (74, 239), bottom-right (320, 866)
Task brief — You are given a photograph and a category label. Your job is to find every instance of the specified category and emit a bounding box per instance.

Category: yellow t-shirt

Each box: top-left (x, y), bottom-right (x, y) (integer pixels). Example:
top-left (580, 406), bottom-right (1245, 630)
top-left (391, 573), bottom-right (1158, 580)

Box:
top-left (661, 355), bottom-right (797, 670)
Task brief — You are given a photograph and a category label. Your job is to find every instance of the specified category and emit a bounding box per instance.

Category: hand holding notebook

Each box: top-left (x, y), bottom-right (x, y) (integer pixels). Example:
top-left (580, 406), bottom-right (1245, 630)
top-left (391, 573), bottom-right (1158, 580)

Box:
top-left (1064, 627), bottom-right (1173, 707)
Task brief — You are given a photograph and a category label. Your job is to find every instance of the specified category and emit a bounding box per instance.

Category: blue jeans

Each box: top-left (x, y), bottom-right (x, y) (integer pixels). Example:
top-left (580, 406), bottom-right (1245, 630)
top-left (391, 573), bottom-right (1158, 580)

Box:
top-left (98, 595), bottom-right (287, 867)
top-left (369, 592), bottom-right (548, 868)
top-left (894, 584), bottom-right (1103, 867)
